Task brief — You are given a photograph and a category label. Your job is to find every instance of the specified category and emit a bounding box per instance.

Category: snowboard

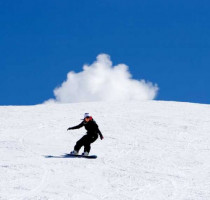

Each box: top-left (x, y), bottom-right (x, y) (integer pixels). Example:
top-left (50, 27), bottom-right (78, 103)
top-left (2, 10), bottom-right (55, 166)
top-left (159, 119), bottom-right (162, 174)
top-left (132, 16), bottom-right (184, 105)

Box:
top-left (65, 153), bottom-right (97, 159)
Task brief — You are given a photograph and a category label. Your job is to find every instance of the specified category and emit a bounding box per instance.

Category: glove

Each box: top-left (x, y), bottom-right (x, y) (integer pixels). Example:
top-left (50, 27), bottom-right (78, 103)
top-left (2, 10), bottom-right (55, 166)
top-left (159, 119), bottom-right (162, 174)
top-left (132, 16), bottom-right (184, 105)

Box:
top-left (100, 136), bottom-right (104, 140)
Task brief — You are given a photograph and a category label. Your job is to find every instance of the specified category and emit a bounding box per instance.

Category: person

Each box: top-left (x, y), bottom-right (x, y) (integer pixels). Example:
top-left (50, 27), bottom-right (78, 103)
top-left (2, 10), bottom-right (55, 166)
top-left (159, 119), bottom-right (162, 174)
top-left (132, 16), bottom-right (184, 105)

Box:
top-left (67, 113), bottom-right (104, 156)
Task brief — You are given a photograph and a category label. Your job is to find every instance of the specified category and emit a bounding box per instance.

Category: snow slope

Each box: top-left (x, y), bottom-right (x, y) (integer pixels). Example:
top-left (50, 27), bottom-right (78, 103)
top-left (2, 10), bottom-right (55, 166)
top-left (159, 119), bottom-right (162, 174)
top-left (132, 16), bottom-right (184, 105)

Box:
top-left (0, 101), bottom-right (210, 200)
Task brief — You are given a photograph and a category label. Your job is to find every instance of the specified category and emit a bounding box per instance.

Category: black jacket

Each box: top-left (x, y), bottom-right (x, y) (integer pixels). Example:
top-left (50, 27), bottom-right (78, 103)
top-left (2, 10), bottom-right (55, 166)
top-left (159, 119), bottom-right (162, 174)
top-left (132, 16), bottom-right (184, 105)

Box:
top-left (68, 119), bottom-right (103, 138)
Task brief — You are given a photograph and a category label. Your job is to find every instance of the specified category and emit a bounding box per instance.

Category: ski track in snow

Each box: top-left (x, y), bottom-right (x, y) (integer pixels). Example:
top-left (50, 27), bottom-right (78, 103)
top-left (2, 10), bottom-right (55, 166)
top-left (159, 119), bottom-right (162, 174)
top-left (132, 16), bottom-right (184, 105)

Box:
top-left (0, 101), bottom-right (210, 199)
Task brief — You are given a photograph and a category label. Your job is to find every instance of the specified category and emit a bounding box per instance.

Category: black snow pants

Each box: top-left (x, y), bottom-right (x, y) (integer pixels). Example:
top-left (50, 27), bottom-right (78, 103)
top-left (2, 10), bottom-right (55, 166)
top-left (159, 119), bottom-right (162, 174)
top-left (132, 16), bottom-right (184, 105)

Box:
top-left (74, 134), bottom-right (98, 153)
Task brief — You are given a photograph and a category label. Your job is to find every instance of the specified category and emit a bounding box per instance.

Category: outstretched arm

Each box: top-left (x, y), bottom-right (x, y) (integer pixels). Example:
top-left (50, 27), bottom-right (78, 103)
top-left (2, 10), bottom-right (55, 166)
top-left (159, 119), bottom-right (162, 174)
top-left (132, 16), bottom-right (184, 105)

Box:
top-left (97, 126), bottom-right (104, 140)
top-left (67, 122), bottom-right (84, 130)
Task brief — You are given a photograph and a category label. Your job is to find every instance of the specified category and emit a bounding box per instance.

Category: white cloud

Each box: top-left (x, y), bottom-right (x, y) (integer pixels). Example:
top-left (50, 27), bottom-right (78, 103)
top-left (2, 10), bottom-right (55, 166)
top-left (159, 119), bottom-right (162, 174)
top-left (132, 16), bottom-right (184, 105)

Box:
top-left (47, 54), bottom-right (158, 103)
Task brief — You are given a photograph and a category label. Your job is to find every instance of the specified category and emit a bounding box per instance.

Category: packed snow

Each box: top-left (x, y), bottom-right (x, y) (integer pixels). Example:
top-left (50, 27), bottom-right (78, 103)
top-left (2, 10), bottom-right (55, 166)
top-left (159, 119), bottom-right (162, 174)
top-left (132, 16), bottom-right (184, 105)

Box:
top-left (0, 101), bottom-right (210, 200)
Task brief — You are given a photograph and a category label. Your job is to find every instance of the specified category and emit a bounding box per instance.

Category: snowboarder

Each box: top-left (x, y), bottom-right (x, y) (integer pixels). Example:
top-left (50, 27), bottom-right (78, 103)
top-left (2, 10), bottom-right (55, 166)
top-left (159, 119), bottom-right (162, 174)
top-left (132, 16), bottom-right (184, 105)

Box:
top-left (67, 113), bottom-right (104, 156)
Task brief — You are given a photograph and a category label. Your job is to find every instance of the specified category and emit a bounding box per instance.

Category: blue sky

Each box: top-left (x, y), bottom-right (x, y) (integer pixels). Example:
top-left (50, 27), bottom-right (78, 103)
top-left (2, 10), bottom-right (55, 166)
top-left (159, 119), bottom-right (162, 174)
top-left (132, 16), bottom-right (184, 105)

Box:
top-left (0, 0), bottom-right (210, 105)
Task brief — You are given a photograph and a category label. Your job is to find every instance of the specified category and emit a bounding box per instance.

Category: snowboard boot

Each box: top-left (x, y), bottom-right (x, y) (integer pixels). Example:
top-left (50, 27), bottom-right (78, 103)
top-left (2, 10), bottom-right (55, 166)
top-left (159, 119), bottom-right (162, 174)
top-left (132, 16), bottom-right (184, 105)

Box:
top-left (70, 150), bottom-right (78, 155)
top-left (82, 152), bottom-right (89, 156)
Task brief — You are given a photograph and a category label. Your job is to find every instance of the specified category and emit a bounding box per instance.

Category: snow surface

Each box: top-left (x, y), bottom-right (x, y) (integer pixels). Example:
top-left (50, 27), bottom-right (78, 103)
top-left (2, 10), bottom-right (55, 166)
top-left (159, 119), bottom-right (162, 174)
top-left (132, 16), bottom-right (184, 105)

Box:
top-left (0, 101), bottom-right (210, 200)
